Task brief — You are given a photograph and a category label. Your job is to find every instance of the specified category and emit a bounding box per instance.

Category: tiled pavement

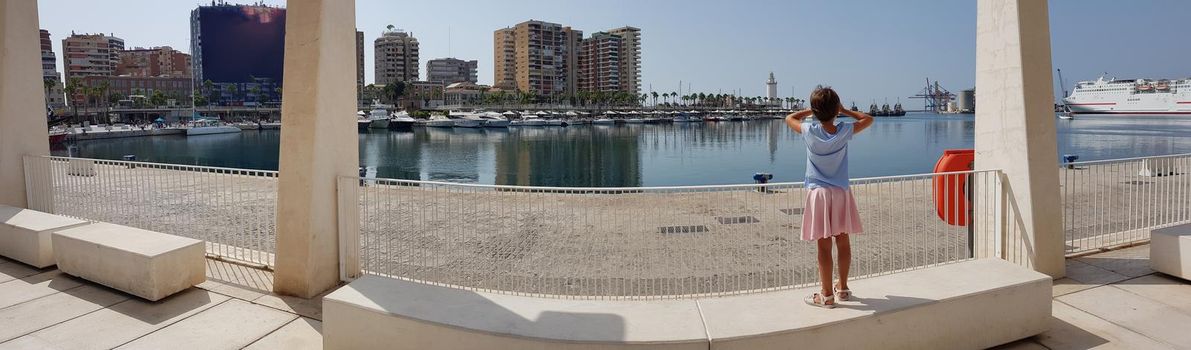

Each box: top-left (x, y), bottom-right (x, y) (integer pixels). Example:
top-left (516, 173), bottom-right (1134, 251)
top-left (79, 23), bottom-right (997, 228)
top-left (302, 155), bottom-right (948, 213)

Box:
top-left (1, 244), bottom-right (1187, 349)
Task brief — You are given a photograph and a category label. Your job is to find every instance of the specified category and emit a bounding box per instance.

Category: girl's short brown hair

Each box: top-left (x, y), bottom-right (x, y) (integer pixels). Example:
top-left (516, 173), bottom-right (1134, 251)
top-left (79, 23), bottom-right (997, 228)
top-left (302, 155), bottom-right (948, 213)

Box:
top-left (810, 86), bottom-right (840, 122)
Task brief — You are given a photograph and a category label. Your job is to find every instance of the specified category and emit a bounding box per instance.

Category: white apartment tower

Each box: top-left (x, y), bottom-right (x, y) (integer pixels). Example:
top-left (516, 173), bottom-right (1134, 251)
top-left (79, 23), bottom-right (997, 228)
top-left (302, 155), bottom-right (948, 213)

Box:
top-left (374, 28), bottom-right (419, 85)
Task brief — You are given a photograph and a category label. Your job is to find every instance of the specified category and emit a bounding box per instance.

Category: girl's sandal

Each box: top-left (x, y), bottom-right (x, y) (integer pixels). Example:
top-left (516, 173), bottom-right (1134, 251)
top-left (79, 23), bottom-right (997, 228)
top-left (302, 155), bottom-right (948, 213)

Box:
top-left (804, 293), bottom-right (836, 309)
top-left (834, 285), bottom-right (853, 302)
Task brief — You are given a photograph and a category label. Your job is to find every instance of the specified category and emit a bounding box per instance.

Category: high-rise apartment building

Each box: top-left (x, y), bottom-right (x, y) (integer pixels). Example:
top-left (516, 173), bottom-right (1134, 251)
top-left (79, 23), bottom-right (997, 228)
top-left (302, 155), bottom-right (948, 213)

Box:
top-left (117, 46), bottom-right (192, 78)
top-left (356, 30), bottom-right (365, 91)
top-left (493, 20), bottom-right (582, 96)
top-left (493, 28), bottom-right (516, 89)
top-left (190, 3), bottom-right (286, 105)
top-left (374, 29), bottom-right (419, 85)
top-left (40, 29), bottom-right (65, 109)
top-left (427, 58), bottom-right (478, 84)
top-left (62, 32), bottom-right (124, 82)
top-left (606, 26), bottom-right (641, 95)
top-left (577, 32), bottom-right (622, 92)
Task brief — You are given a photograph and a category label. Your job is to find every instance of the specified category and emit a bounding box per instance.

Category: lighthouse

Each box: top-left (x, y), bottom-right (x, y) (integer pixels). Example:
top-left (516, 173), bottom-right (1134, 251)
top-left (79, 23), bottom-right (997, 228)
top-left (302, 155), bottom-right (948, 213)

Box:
top-left (766, 72), bottom-right (778, 106)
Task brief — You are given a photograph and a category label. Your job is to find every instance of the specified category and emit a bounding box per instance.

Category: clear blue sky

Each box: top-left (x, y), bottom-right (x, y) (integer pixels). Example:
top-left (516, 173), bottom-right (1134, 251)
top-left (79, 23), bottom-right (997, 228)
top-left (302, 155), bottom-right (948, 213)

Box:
top-left (38, 0), bottom-right (1191, 106)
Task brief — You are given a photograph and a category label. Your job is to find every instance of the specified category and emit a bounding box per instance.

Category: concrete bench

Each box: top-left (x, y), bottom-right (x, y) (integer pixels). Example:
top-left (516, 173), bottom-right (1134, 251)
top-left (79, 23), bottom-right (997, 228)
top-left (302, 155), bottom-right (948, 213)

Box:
top-left (1152, 224), bottom-right (1191, 280)
top-left (0, 205), bottom-right (90, 268)
top-left (52, 222), bottom-right (206, 301)
top-left (322, 259), bottom-right (1051, 350)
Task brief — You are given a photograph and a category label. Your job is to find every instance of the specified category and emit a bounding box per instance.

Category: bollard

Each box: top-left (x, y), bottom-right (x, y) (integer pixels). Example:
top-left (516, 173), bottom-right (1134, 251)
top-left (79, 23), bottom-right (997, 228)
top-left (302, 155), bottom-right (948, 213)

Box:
top-left (122, 155), bottom-right (137, 169)
top-left (1063, 154), bottom-right (1079, 169)
top-left (753, 172), bottom-right (773, 193)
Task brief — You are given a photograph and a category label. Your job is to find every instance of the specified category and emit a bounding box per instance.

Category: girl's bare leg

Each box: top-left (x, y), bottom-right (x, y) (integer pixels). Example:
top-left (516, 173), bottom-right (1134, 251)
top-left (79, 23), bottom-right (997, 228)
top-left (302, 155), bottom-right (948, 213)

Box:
top-left (817, 237), bottom-right (835, 301)
top-left (836, 234), bottom-right (851, 290)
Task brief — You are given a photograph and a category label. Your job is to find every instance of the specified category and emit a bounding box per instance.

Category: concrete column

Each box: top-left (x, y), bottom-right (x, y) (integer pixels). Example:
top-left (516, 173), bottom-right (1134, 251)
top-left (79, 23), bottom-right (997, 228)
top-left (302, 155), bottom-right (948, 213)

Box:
top-left (975, 0), bottom-right (1065, 278)
top-left (274, 0), bottom-right (359, 298)
top-left (0, 0), bottom-right (49, 208)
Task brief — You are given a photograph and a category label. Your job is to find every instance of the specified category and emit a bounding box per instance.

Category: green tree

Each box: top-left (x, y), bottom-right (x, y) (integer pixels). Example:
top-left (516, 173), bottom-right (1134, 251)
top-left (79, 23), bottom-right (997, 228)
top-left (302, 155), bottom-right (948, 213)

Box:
top-left (64, 78), bottom-right (82, 123)
top-left (149, 90), bottom-right (167, 108)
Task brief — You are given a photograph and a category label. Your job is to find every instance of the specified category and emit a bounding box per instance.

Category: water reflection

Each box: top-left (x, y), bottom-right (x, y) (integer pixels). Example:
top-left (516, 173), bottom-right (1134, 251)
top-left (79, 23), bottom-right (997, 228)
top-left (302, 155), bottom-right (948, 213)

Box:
top-left (56, 114), bottom-right (1191, 187)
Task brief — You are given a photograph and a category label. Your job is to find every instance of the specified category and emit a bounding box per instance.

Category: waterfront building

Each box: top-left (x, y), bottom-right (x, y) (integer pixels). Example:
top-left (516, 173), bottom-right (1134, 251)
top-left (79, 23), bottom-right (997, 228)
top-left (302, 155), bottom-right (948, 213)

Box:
top-left (61, 32), bottom-right (123, 82)
top-left (766, 72), bottom-right (778, 106)
top-left (606, 26), bottom-right (641, 95)
top-left (39, 29), bottom-right (65, 110)
top-left (404, 80), bottom-right (444, 109)
top-left (82, 75), bottom-right (193, 107)
top-left (190, 2), bottom-right (286, 106)
top-left (493, 20), bottom-right (582, 96)
top-left (577, 32), bottom-right (622, 92)
top-left (116, 46), bottom-right (192, 78)
top-left (443, 82), bottom-right (489, 106)
top-left (427, 58), bottom-right (478, 84)
top-left (374, 28), bottom-right (419, 85)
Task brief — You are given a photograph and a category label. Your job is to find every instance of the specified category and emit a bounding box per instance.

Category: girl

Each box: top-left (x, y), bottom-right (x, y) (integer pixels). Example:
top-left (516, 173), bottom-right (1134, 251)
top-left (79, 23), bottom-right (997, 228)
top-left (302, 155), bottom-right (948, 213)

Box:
top-left (785, 86), bottom-right (873, 308)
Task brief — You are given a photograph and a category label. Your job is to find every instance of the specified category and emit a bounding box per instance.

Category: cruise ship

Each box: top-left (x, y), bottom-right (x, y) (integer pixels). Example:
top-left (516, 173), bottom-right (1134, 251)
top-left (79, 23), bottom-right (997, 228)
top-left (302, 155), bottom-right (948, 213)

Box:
top-left (1063, 76), bottom-right (1191, 116)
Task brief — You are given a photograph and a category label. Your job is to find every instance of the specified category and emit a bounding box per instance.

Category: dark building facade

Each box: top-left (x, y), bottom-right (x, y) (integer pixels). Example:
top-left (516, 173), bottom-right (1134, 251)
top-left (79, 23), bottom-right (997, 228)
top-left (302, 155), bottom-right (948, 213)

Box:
top-left (190, 2), bottom-right (286, 106)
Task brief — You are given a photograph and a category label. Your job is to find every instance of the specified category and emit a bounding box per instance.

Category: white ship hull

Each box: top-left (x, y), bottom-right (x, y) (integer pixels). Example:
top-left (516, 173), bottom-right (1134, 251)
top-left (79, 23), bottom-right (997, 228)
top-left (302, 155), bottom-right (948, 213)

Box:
top-left (1064, 77), bottom-right (1191, 116)
top-left (187, 126), bottom-right (242, 136)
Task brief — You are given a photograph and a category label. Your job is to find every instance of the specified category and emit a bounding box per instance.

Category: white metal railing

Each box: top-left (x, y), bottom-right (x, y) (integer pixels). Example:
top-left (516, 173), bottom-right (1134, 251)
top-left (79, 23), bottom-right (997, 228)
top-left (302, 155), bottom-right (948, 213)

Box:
top-left (23, 155), bottom-right (278, 267)
top-left (1061, 153), bottom-right (1191, 255)
top-left (344, 170), bottom-right (1003, 300)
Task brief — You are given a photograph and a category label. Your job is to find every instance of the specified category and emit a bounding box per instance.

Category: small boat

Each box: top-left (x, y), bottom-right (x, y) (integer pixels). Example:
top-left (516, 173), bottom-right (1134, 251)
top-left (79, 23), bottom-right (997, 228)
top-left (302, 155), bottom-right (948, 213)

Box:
top-left (624, 117), bottom-right (646, 124)
top-left (480, 112), bottom-right (511, 128)
top-left (389, 111), bottom-right (416, 130)
top-left (48, 128), bottom-right (68, 144)
top-left (425, 114), bottom-right (455, 128)
top-left (592, 118), bottom-right (615, 125)
top-left (543, 119), bottom-right (567, 127)
top-left (366, 108), bottom-right (391, 129)
top-left (520, 116), bottom-right (547, 126)
top-left (453, 112), bottom-right (484, 128)
top-left (1059, 113), bottom-right (1075, 120)
top-left (187, 118), bottom-right (242, 136)
top-left (356, 111), bottom-right (371, 131)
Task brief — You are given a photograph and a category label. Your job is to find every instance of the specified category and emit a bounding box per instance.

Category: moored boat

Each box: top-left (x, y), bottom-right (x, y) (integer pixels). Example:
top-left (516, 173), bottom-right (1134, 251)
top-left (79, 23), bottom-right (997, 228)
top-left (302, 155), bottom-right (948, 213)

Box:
top-left (186, 119), bottom-right (242, 136)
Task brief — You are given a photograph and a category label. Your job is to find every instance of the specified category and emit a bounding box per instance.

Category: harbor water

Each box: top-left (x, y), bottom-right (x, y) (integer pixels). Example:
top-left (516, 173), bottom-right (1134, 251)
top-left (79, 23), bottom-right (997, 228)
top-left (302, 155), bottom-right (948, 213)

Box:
top-left (53, 113), bottom-right (1191, 187)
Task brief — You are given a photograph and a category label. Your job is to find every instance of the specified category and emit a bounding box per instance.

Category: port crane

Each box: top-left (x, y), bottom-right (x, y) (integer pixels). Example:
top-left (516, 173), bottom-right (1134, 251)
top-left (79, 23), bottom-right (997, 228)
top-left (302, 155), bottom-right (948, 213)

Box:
top-left (909, 78), bottom-right (955, 112)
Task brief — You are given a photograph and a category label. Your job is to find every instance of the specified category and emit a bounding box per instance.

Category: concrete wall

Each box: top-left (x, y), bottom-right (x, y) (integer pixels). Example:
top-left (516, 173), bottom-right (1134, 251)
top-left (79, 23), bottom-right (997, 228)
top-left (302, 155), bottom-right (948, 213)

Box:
top-left (974, 0), bottom-right (1065, 278)
top-left (273, 0), bottom-right (359, 298)
top-left (0, 0), bottom-right (50, 208)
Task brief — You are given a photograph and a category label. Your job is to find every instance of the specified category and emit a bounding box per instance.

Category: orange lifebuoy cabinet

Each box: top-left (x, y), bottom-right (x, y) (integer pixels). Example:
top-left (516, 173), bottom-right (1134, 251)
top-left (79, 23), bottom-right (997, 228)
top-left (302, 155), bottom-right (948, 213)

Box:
top-left (933, 149), bottom-right (975, 226)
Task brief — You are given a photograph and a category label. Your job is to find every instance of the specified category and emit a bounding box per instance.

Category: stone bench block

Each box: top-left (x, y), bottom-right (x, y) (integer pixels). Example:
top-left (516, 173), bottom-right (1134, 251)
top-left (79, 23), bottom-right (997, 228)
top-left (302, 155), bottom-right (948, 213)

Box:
top-left (323, 276), bottom-right (708, 350)
top-left (0, 205), bottom-right (90, 268)
top-left (699, 259), bottom-right (1052, 350)
top-left (1152, 224), bottom-right (1191, 280)
top-left (322, 259), bottom-right (1051, 350)
top-left (52, 222), bottom-right (206, 301)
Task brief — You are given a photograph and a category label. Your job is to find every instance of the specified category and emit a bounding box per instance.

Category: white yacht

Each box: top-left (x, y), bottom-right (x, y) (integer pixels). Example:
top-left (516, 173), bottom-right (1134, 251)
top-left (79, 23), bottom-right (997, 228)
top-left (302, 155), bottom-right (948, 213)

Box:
top-left (426, 114), bottom-right (455, 128)
top-left (356, 111), bottom-right (371, 131)
top-left (186, 119), bottom-right (242, 136)
top-left (1064, 76), bottom-right (1191, 116)
top-left (389, 111), bottom-right (416, 130)
top-left (480, 112), bottom-right (511, 128)
top-left (520, 115), bottom-right (546, 126)
top-left (451, 112), bottom-right (484, 128)
top-left (366, 107), bottom-right (391, 129)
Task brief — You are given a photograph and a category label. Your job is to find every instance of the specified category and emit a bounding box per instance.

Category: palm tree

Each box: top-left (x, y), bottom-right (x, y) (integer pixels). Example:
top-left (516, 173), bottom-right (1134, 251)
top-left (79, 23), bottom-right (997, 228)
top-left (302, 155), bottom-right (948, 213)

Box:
top-left (650, 91), bottom-right (659, 107)
top-left (64, 78), bottom-right (82, 123)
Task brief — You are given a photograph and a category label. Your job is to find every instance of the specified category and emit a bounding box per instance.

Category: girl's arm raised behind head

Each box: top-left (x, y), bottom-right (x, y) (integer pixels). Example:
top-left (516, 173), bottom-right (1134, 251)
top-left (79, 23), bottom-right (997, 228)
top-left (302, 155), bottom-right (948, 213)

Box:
top-left (839, 108), bottom-right (874, 135)
top-left (784, 109), bottom-right (814, 134)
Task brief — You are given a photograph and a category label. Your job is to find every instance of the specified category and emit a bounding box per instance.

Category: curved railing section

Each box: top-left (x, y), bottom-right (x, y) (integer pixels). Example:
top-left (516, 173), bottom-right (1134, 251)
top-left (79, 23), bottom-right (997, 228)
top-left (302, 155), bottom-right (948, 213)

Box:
top-left (347, 170), bottom-right (1004, 300)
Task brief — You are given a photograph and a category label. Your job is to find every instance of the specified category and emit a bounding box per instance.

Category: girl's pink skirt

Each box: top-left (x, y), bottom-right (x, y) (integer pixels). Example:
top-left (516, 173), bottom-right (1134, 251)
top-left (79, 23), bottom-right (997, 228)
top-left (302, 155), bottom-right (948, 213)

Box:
top-left (801, 187), bottom-right (864, 241)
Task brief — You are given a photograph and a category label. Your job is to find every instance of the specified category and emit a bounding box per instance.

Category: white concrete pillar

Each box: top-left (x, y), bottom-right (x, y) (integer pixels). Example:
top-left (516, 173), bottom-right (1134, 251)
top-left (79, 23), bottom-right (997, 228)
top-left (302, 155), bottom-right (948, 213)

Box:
top-left (274, 0), bottom-right (359, 298)
top-left (975, 0), bottom-right (1065, 278)
top-left (0, 0), bottom-right (49, 208)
